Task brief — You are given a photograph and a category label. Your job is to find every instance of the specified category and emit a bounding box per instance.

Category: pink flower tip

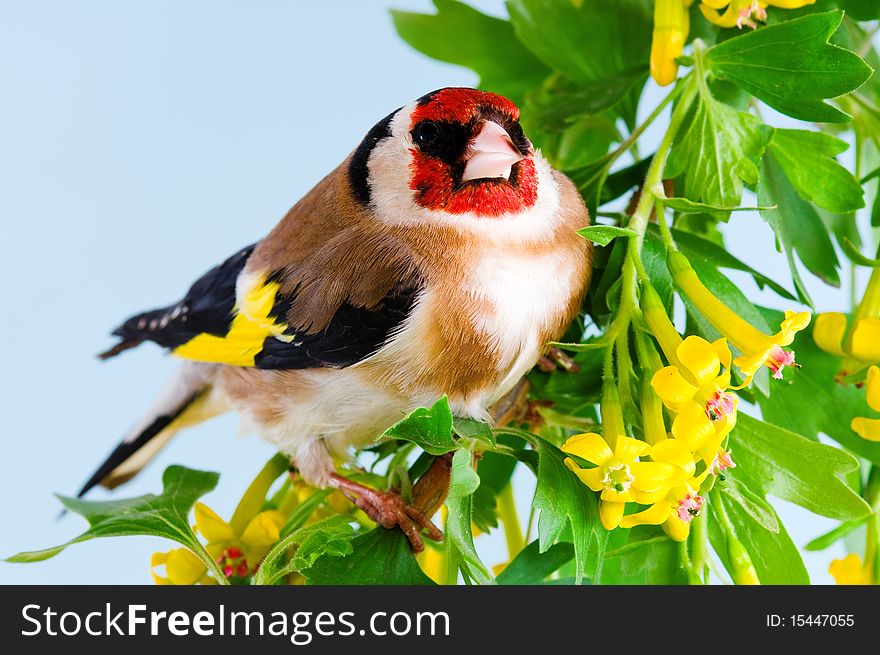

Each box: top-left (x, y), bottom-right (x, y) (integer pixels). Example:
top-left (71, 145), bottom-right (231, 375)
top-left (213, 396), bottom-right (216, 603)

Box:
top-left (768, 346), bottom-right (796, 380)
top-left (706, 391), bottom-right (736, 421)
top-left (676, 494), bottom-right (704, 523)
top-left (712, 450), bottom-right (736, 476)
top-left (736, 1), bottom-right (766, 30)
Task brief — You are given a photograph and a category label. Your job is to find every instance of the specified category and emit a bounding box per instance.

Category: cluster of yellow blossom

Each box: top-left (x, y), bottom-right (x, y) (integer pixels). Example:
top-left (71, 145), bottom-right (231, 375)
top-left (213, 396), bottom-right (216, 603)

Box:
top-left (650, 0), bottom-right (816, 86)
top-left (563, 252), bottom-right (810, 542)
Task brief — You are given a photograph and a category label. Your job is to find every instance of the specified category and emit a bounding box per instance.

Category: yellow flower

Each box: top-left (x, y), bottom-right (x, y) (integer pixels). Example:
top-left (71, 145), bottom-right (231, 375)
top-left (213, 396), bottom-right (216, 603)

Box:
top-left (640, 283), bottom-right (739, 461)
top-left (651, 335), bottom-right (739, 454)
top-left (829, 553), bottom-right (871, 585)
top-left (649, 0), bottom-right (815, 86)
top-left (651, 0), bottom-right (693, 86)
top-left (669, 252), bottom-right (811, 386)
top-left (619, 439), bottom-right (710, 541)
top-left (814, 313), bottom-right (880, 369)
top-left (700, 0), bottom-right (814, 29)
top-left (563, 433), bottom-right (688, 530)
top-left (814, 267), bottom-right (880, 381)
top-left (195, 503), bottom-right (286, 579)
top-left (150, 503), bottom-right (285, 585)
top-left (851, 366), bottom-right (880, 442)
top-left (150, 548), bottom-right (216, 586)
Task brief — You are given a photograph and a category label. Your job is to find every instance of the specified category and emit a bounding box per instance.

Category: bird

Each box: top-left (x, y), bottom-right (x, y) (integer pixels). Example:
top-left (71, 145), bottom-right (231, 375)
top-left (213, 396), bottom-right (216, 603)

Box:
top-left (82, 87), bottom-right (593, 551)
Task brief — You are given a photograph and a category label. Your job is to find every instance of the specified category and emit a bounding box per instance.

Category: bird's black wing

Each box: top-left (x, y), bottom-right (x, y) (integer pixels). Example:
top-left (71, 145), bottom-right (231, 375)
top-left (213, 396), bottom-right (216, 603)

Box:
top-left (100, 245), bottom-right (419, 369)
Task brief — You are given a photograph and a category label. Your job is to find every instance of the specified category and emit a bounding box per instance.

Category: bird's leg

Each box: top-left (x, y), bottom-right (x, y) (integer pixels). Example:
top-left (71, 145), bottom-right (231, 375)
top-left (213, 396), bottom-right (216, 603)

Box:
top-left (328, 463), bottom-right (446, 553)
top-left (410, 453), bottom-right (453, 518)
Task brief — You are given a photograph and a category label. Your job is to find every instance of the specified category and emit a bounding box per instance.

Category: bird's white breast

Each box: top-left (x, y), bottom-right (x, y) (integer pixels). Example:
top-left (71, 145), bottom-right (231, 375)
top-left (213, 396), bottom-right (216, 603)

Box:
top-left (468, 245), bottom-right (574, 403)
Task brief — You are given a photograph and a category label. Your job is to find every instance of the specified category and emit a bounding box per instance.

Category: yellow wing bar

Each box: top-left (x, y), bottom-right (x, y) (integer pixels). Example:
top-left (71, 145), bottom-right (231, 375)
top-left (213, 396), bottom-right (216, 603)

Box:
top-left (172, 274), bottom-right (292, 366)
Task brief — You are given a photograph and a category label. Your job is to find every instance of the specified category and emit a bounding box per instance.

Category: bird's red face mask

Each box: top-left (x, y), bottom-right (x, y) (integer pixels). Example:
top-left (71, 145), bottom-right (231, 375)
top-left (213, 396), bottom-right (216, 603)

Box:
top-left (407, 88), bottom-right (538, 218)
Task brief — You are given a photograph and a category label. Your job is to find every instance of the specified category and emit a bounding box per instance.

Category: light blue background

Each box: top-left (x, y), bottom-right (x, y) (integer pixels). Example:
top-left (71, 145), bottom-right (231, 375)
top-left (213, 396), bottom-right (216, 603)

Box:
top-left (0, 0), bottom-right (861, 584)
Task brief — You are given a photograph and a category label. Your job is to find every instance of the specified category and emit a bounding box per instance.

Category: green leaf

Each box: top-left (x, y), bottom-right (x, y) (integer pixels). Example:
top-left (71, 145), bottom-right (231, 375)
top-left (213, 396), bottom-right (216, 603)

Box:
top-left (390, 0), bottom-right (549, 105)
top-left (601, 157), bottom-right (652, 204)
top-left (705, 11), bottom-right (873, 123)
top-left (445, 455), bottom-right (493, 584)
top-left (525, 73), bottom-right (641, 131)
top-left (449, 448), bottom-right (480, 498)
top-left (805, 516), bottom-right (870, 551)
top-left (533, 439), bottom-right (607, 584)
top-left (452, 416), bottom-right (495, 447)
top-left (757, 312), bottom-right (880, 467)
top-left (529, 348), bottom-right (604, 416)
top-left (381, 396), bottom-right (456, 456)
top-left (731, 414), bottom-right (871, 522)
top-left (446, 495), bottom-right (493, 584)
top-left (254, 516), bottom-right (356, 586)
top-left (576, 225), bottom-right (637, 246)
top-left (567, 153), bottom-right (650, 219)
top-left (708, 491), bottom-right (809, 584)
top-left (662, 196), bottom-right (775, 214)
top-left (496, 540), bottom-right (574, 585)
top-left (818, 207), bottom-right (862, 257)
top-left (567, 153), bottom-right (613, 216)
top-left (666, 77), bottom-right (771, 209)
top-left (507, 0), bottom-right (651, 115)
top-left (8, 466), bottom-right (219, 567)
top-left (604, 535), bottom-right (689, 585)
top-left (717, 479), bottom-right (779, 533)
top-left (758, 150), bottom-right (841, 306)
top-left (768, 129), bottom-right (864, 213)
top-left (305, 527), bottom-right (435, 585)
top-left (834, 0), bottom-right (880, 20)
top-left (532, 113), bottom-right (620, 170)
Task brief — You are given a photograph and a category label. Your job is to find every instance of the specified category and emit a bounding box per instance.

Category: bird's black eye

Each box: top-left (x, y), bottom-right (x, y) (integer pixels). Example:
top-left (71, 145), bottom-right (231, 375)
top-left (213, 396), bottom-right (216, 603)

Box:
top-left (413, 121), bottom-right (440, 148)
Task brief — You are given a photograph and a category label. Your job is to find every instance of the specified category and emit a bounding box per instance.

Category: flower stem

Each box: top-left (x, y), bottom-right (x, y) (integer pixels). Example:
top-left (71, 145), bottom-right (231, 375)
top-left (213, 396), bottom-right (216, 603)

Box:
top-left (615, 327), bottom-right (635, 414)
top-left (634, 331), bottom-right (668, 445)
top-left (655, 197), bottom-right (676, 251)
top-left (600, 369), bottom-right (626, 447)
top-left (689, 503), bottom-right (709, 584)
top-left (608, 82), bottom-right (683, 166)
top-left (617, 73), bottom-right (692, 328)
top-left (711, 492), bottom-right (760, 585)
top-left (497, 483), bottom-right (525, 561)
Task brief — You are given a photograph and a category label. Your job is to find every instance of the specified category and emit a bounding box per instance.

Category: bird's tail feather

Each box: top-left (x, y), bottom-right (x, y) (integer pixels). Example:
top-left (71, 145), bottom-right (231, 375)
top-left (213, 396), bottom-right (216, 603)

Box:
top-left (76, 363), bottom-right (221, 497)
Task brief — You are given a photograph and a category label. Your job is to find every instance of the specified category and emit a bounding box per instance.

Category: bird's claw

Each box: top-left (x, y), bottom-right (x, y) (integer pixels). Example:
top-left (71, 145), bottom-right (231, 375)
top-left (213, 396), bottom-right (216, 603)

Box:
top-left (329, 473), bottom-right (442, 552)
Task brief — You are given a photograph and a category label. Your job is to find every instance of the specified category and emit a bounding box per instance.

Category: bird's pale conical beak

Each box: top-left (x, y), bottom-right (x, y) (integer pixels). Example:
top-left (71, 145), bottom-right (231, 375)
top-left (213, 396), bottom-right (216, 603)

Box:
top-left (461, 120), bottom-right (525, 183)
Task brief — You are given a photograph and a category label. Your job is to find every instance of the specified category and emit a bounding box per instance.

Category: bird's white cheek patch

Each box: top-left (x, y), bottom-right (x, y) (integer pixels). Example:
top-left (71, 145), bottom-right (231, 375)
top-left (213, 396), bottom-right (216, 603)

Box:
top-left (370, 150), bottom-right (561, 243)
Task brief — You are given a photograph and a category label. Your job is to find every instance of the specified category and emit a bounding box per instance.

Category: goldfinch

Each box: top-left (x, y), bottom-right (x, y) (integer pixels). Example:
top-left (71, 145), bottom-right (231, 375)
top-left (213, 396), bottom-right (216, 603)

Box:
top-left (83, 88), bottom-right (592, 549)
